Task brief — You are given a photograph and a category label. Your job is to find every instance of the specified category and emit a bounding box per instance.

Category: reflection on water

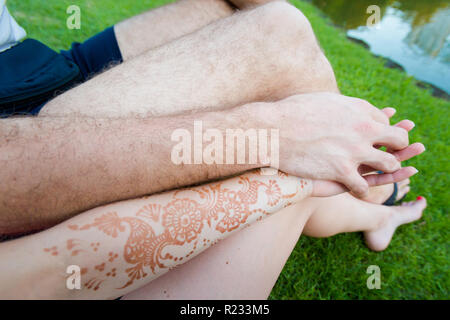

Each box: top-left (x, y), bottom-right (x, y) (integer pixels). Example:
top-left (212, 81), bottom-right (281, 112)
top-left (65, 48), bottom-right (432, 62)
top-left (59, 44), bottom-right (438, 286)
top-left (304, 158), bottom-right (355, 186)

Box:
top-left (309, 0), bottom-right (450, 93)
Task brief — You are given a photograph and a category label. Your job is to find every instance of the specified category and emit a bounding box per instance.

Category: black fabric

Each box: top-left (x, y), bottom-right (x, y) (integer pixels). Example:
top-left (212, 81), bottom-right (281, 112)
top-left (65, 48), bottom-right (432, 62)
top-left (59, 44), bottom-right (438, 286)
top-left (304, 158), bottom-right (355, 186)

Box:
top-left (0, 27), bottom-right (123, 117)
top-left (382, 182), bottom-right (398, 206)
top-left (0, 39), bottom-right (82, 116)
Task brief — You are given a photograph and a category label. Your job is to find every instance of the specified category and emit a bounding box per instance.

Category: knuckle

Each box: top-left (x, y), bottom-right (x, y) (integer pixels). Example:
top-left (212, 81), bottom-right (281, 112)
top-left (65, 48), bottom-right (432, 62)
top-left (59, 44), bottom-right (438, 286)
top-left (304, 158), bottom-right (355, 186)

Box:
top-left (355, 121), bottom-right (375, 135)
top-left (391, 127), bottom-right (409, 148)
top-left (399, 128), bottom-right (409, 145)
top-left (338, 161), bottom-right (355, 177)
top-left (354, 98), bottom-right (372, 109)
top-left (347, 139), bottom-right (364, 155)
top-left (353, 182), bottom-right (368, 196)
top-left (377, 112), bottom-right (390, 125)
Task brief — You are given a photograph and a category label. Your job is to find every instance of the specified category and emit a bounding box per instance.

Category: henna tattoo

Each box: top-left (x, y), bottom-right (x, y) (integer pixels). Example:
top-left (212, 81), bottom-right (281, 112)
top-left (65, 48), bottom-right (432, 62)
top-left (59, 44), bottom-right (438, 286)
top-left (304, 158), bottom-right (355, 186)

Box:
top-left (85, 278), bottom-right (103, 291)
top-left (66, 239), bottom-right (84, 256)
top-left (90, 242), bottom-right (100, 252)
top-left (105, 268), bottom-right (117, 277)
top-left (43, 246), bottom-right (58, 256)
top-left (137, 204), bottom-right (161, 222)
top-left (95, 263), bottom-right (105, 272)
top-left (108, 252), bottom-right (119, 262)
top-left (44, 169), bottom-right (310, 291)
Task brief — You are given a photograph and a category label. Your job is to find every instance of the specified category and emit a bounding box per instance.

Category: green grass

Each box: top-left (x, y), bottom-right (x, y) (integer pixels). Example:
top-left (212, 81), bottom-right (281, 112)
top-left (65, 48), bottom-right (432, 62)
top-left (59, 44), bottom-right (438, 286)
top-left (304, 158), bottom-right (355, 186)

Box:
top-left (8, 0), bottom-right (449, 299)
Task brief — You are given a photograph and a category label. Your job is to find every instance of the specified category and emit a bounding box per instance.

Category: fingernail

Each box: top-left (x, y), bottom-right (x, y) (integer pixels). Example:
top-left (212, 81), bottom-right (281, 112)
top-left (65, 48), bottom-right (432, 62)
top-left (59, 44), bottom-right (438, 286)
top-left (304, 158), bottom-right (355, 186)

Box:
top-left (416, 196), bottom-right (423, 200)
top-left (410, 167), bottom-right (419, 175)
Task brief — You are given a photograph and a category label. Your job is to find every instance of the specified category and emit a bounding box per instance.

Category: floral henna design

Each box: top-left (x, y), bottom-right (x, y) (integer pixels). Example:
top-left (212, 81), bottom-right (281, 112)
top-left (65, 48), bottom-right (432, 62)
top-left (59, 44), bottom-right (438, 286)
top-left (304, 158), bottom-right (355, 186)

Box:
top-left (265, 180), bottom-right (282, 206)
top-left (163, 199), bottom-right (204, 245)
top-left (215, 191), bottom-right (250, 233)
top-left (50, 170), bottom-right (310, 291)
top-left (68, 212), bottom-right (125, 237)
top-left (136, 204), bottom-right (161, 222)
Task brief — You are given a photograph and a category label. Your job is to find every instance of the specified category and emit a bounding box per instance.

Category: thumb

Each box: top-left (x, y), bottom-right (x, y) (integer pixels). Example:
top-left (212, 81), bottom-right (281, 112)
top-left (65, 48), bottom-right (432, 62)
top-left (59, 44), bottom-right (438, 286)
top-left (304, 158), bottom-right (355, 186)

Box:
top-left (311, 180), bottom-right (347, 197)
top-left (311, 173), bottom-right (368, 198)
top-left (342, 172), bottom-right (369, 198)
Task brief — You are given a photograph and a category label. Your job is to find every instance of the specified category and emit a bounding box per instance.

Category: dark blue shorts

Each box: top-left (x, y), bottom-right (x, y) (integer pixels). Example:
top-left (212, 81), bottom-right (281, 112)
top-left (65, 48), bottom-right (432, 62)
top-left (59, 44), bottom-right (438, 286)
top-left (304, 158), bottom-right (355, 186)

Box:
top-left (60, 26), bottom-right (123, 83)
top-left (0, 26), bottom-right (123, 117)
top-left (0, 27), bottom-right (123, 240)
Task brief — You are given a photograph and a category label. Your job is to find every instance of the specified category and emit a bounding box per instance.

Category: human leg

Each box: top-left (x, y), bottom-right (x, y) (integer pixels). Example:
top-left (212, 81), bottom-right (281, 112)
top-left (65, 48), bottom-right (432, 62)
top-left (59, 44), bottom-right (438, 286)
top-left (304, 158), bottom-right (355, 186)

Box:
top-left (115, 0), bottom-right (234, 61)
top-left (40, 2), bottom-right (338, 118)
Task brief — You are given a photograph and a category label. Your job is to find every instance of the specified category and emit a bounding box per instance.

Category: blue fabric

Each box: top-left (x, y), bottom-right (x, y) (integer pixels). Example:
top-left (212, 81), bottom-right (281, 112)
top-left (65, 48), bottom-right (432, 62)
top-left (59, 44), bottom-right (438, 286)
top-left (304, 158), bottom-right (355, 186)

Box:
top-left (0, 39), bottom-right (81, 116)
top-left (0, 26), bottom-right (123, 117)
top-left (60, 26), bottom-right (123, 81)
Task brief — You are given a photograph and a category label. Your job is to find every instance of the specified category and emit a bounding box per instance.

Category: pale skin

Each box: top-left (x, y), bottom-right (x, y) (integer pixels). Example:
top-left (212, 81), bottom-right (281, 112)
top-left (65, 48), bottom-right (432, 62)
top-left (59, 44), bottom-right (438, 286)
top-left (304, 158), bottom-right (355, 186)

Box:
top-left (125, 183), bottom-right (426, 300)
top-left (0, 0), bottom-right (427, 299)
top-left (1, 1), bottom-right (419, 234)
top-left (0, 168), bottom-right (423, 299)
top-left (0, 169), bottom-right (314, 299)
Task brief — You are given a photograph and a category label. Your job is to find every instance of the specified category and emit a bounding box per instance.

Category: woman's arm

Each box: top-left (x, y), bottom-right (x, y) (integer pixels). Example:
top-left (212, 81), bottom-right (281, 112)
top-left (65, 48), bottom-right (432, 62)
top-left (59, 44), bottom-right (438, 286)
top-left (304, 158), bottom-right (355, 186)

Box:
top-left (0, 169), bottom-right (311, 299)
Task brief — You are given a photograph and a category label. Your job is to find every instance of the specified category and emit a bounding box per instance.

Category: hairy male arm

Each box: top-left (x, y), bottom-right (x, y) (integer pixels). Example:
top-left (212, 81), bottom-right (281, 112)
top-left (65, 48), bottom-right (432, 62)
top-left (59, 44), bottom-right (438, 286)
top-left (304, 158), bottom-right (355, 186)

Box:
top-left (0, 93), bottom-right (421, 234)
top-left (0, 107), bottom-right (260, 234)
top-left (0, 169), bottom-right (311, 299)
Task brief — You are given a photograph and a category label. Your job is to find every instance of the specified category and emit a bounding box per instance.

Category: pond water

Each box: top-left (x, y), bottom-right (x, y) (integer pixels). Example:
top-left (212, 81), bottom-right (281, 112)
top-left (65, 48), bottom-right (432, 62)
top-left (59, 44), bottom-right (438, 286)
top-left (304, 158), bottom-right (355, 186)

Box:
top-left (308, 0), bottom-right (450, 94)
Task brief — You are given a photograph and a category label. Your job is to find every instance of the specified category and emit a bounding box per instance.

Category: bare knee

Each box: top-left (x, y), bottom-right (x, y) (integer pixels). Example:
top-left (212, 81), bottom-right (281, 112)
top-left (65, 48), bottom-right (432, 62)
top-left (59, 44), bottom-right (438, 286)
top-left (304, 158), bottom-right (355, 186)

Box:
top-left (252, 2), bottom-right (315, 47)
top-left (250, 2), bottom-right (338, 93)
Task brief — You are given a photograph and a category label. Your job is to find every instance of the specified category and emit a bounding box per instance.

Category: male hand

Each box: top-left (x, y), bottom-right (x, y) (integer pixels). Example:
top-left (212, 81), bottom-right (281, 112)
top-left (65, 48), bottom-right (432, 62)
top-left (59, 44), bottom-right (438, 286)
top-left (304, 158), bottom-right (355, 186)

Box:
top-left (251, 92), bottom-right (420, 197)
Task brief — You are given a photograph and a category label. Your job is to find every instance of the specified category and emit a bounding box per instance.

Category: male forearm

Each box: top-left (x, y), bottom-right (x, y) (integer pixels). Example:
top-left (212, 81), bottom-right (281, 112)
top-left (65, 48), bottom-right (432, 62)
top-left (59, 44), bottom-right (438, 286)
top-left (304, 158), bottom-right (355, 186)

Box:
top-left (0, 169), bottom-right (311, 299)
top-left (0, 107), bottom-right (262, 234)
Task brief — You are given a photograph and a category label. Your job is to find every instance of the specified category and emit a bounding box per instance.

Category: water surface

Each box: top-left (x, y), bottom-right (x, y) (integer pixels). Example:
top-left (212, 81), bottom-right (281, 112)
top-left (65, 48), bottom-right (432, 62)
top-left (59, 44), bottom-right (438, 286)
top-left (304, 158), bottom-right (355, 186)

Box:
top-left (309, 0), bottom-right (450, 94)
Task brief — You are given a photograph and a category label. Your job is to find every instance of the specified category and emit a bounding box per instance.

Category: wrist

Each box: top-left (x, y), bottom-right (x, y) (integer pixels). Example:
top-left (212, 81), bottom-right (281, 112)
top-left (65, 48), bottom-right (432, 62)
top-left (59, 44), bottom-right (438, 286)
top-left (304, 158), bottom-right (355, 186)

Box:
top-left (189, 107), bottom-right (261, 179)
top-left (224, 102), bottom-right (280, 172)
top-left (233, 101), bottom-right (274, 132)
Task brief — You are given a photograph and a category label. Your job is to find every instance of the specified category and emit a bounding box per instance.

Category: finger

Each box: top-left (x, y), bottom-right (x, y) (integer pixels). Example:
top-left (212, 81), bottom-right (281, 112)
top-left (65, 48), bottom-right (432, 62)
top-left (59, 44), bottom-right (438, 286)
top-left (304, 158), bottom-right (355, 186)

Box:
top-left (374, 119), bottom-right (414, 149)
top-left (359, 143), bottom-right (424, 175)
top-left (392, 142), bottom-right (425, 161)
top-left (341, 171), bottom-right (369, 198)
top-left (369, 107), bottom-right (390, 124)
top-left (312, 166), bottom-right (420, 197)
top-left (383, 119), bottom-right (415, 152)
top-left (394, 119), bottom-right (415, 132)
top-left (311, 180), bottom-right (348, 197)
top-left (373, 124), bottom-right (409, 150)
top-left (362, 150), bottom-right (400, 173)
top-left (364, 166), bottom-right (419, 187)
top-left (352, 98), bottom-right (390, 124)
top-left (381, 107), bottom-right (396, 119)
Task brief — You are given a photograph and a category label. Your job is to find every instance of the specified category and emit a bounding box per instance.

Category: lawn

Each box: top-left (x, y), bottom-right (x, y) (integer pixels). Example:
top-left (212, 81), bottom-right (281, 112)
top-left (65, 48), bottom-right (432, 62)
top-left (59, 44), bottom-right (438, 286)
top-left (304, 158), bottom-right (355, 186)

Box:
top-left (8, 0), bottom-right (449, 299)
